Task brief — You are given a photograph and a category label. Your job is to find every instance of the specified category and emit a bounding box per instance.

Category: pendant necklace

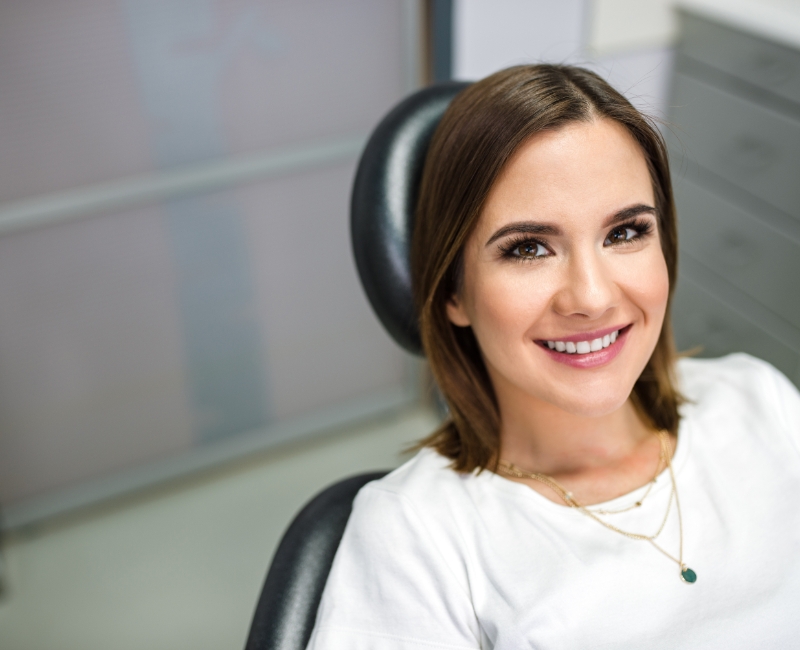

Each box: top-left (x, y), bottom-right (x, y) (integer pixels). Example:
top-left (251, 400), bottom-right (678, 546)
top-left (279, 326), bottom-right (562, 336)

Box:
top-left (498, 430), bottom-right (697, 583)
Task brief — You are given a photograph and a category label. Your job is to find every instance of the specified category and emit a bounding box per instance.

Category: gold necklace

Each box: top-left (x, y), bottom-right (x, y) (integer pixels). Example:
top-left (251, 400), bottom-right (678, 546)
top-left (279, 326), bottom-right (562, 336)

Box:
top-left (588, 435), bottom-right (666, 515)
top-left (498, 431), bottom-right (696, 583)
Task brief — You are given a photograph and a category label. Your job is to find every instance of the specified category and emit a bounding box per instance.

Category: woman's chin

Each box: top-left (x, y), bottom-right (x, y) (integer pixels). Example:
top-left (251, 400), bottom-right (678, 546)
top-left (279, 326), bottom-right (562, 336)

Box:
top-left (489, 361), bottom-right (639, 419)
top-left (563, 399), bottom-right (630, 419)
top-left (536, 383), bottom-right (634, 419)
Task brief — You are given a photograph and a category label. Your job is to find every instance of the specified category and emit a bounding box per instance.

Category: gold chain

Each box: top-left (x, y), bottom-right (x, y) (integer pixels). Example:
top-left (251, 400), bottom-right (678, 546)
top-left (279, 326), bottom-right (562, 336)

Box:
top-left (649, 438), bottom-right (687, 573)
top-left (498, 433), bottom-right (671, 540)
top-left (498, 431), bottom-right (694, 581)
top-left (586, 435), bottom-right (666, 515)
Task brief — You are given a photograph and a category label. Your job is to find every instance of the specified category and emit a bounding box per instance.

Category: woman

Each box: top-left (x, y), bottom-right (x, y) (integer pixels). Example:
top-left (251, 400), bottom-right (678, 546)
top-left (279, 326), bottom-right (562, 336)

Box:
top-left (307, 65), bottom-right (800, 648)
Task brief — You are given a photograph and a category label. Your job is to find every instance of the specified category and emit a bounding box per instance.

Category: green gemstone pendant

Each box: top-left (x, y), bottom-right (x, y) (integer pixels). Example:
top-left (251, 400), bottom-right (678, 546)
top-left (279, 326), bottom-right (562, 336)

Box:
top-left (680, 567), bottom-right (697, 584)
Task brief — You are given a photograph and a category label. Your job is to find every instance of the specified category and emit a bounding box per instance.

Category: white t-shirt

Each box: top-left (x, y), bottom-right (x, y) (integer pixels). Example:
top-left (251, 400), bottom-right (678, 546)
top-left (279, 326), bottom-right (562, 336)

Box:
top-left (307, 354), bottom-right (800, 649)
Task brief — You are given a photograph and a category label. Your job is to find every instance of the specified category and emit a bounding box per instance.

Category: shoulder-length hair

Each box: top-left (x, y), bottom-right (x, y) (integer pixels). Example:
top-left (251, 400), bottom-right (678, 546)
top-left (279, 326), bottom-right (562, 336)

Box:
top-left (411, 64), bottom-right (682, 473)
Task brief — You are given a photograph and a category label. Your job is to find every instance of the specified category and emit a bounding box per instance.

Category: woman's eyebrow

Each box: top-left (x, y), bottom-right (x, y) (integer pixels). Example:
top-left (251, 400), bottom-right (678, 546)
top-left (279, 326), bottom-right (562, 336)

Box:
top-left (485, 222), bottom-right (560, 247)
top-left (603, 204), bottom-right (656, 227)
top-left (485, 204), bottom-right (657, 248)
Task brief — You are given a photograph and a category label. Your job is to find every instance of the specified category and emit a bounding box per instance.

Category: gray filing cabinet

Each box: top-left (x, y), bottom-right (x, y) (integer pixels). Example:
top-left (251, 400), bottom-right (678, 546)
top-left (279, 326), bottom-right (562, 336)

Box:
top-left (668, 7), bottom-right (800, 387)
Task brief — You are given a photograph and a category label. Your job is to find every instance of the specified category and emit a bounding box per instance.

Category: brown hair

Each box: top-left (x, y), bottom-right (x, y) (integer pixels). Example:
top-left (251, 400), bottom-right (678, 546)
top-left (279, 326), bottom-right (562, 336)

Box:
top-left (411, 64), bottom-right (682, 473)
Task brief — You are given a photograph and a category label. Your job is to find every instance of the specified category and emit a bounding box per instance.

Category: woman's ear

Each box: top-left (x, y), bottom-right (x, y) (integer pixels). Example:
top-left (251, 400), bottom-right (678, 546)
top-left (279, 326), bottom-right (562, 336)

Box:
top-left (446, 293), bottom-right (472, 327)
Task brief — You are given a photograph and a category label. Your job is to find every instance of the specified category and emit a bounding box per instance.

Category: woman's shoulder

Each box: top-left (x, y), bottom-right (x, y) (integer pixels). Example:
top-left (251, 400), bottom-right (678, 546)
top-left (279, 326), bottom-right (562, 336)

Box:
top-left (677, 352), bottom-right (794, 403)
top-left (334, 449), bottom-right (478, 605)
top-left (357, 447), bottom-right (472, 514)
top-left (677, 352), bottom-right (800, 450)
top-left (345, 448), bottom-right (484, 565)
top-left (678, 351), bottom-right (769, 385)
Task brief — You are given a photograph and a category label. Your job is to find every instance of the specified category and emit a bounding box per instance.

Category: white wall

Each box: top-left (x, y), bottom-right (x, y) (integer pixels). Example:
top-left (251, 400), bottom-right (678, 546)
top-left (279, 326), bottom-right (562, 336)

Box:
top-left (453, 0), bottom-right (586, 80)
top-left (453, 0), bottom-right (681, 118)
top-left (589, 0), bottom-right (678, 55)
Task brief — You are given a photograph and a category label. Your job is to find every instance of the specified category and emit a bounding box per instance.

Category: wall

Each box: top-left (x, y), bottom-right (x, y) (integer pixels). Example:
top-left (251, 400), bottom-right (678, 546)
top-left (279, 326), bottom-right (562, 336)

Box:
top-left (452, 0), bottom-right (680, 118)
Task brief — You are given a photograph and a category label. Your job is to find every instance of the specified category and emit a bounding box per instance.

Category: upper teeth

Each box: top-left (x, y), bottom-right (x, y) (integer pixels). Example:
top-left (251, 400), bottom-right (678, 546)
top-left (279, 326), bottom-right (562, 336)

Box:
top-left (546, 330), bottom-right (619, 354)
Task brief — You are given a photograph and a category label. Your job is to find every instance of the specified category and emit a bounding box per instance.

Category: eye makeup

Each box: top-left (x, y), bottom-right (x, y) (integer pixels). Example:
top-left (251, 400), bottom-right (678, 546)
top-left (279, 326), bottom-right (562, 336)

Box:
top-left (498, 235), bottom-right (551, 261)
top-left (603, 217), bottom-right (654, 247)
top-left (496, 216), bottom-right (656, 262)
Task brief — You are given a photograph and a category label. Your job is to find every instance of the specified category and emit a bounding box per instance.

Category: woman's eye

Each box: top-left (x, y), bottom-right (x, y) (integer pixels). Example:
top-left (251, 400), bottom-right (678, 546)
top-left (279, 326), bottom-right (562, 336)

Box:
top-left (605, 226), bottom-right (638, 245)
top-left (513, 241), bottom-right (548, 258)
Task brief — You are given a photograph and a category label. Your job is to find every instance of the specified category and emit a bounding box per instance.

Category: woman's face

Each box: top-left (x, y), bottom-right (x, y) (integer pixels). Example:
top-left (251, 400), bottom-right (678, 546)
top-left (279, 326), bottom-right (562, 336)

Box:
top-left (447, 117), bottom-right (669, 419)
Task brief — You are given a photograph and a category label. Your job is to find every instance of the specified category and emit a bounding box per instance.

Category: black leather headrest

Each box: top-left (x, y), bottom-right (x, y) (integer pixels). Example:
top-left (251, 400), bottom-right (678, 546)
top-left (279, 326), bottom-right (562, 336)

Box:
top-left (351, 82), bottom-right (471, 355)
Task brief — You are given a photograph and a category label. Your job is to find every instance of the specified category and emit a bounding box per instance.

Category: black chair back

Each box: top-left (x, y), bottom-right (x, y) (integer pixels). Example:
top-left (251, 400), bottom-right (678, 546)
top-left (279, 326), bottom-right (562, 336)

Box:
top-left (351, 81), bottom-right (470, 354)
top-left (244, 471), bottom-right (388, 650)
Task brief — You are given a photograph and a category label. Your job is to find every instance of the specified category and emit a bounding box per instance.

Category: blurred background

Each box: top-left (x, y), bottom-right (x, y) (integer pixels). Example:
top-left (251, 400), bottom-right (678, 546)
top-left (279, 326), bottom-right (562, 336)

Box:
top-left (0, 1), bottom-right (798, 648)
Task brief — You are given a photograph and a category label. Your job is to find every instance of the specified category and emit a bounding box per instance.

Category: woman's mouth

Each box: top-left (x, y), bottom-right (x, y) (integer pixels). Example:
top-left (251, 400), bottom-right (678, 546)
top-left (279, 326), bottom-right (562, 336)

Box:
top-left (545, 328), bottom-right (621, 354)
top-left (536, 325), bottom-right (632, 367)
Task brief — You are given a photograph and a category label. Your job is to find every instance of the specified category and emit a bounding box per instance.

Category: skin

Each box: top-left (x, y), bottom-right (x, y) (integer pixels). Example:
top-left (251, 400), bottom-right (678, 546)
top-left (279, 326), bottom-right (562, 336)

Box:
top-left (446, 117), bottom-right (675, 506)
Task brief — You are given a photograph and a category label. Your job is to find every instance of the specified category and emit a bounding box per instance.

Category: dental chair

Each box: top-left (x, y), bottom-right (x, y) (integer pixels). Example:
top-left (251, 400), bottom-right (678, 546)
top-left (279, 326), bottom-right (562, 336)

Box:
top-left (243, 81), bottom-right (469, 650)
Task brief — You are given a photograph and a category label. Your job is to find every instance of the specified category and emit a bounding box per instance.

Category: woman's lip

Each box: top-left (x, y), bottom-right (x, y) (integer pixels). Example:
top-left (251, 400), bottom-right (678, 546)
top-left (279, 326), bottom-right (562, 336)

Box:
top-left (535, 323), bottom-right (630, 344)
top-left (537, 325), bottom-right (631, 369)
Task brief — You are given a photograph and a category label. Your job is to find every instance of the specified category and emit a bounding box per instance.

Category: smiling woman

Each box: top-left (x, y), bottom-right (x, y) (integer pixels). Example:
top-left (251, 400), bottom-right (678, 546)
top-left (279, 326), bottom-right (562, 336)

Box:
top-left (307, 65), bottom-right (800, 649)
top-left (447, 118), bottom-right (669, 426)
top-left (414, 67), bottom-right (681, 481)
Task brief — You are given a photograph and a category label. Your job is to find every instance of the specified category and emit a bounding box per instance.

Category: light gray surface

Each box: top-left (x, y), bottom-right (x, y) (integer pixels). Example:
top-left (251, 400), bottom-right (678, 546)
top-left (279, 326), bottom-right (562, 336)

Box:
top-left (673, 269), bottom-right (800, 381)
top-left (680, 12), bottom-right (800, 106)
top-left (671, 71), bottom-right (800, 222)
top-left (0, 1), bottom-right (417, 510)
top-left (0, 136), bottom-right (366, 236)
top-left (0, 0), bottom-right (408, 203)
top-left (677, 0), bottom-right (800, 53)
top-left (452, 0), bottom-right (586, 80)
top-left (668, 11), bottom-right (800, 388)
top-left (0, 161), bottom-right (409, 507)
top-left (680, 254), bottom-right (800, 356)
top-left (675, 179), bottom-right (800, 329)
top-left (0, 406), bottom-right (439, 650)
top-left (2, 382), bottom-right (416, 531)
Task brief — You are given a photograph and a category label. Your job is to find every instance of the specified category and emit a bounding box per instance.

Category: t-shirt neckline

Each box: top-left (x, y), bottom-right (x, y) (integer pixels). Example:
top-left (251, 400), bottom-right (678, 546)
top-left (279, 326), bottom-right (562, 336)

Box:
top-left (475, 416), bottom-right (693, 515)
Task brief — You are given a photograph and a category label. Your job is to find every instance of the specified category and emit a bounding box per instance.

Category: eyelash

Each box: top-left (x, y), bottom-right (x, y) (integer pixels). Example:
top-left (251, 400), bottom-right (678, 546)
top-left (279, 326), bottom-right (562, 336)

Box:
top-left (498, 218), bottom-right (654, 262)
top-left (605, 218), bottom-right (654, 247)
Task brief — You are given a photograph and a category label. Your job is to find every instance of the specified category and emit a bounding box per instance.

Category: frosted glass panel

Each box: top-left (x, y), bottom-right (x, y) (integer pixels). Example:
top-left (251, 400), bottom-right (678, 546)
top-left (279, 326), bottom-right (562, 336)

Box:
top-left (0, 0), bottom-right (413, 508)
top-left (0, 0), bottom-right (407, 201)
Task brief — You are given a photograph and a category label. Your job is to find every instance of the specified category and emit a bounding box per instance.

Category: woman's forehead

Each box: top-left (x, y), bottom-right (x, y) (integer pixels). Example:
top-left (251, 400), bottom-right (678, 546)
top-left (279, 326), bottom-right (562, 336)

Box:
top-left (476, 118), bottom-right (654, 235)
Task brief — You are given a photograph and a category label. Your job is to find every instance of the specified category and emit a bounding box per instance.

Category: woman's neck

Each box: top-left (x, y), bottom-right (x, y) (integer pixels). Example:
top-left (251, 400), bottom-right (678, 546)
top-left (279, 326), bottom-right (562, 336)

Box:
top-left (494, 379), bottom-right (669, 506)
top-left (498, 395), bottom-right (651, 475)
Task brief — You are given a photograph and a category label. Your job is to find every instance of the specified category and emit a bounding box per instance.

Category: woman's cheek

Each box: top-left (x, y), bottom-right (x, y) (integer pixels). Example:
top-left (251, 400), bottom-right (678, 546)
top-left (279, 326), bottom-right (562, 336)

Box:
top-left (472, 270), bottom-right (551, 349)
top-left (611, 249), bottom-right (669, 337)
top-left (634, 250), bottom-right (670, 313)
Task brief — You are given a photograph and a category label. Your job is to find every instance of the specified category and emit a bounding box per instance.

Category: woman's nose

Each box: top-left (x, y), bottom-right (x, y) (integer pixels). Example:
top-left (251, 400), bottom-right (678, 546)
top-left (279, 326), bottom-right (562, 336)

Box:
top-left (552, 249), bottom-right (618, 319)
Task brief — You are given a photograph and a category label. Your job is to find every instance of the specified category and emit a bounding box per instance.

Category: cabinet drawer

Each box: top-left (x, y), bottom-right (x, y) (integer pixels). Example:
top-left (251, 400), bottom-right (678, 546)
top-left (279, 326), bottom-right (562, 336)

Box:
top-left (672, 272), bottom-right (799, 382)
top-left (679, 11), bottom-right (800, 106)
top-left (670, 72), bottom-right (800, 222)
top-left (674, 178), bottom-right (800, 329)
